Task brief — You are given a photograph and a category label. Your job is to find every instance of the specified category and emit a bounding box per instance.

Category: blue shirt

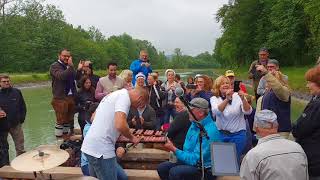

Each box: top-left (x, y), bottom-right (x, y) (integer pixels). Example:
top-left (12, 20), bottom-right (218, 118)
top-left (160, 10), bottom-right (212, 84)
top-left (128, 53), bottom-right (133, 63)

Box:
top-left (175, 114), bottom-right (221, 168)
top-left (129, 59), bottom-right (152, 85)
top-left (81, 121), bottom-right (91, 167)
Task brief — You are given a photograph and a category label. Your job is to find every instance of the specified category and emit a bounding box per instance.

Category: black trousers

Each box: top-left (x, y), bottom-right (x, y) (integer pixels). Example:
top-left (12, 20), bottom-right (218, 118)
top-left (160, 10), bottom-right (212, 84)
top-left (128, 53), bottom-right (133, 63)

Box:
top-left (0, 132), bottom-right (9, 168)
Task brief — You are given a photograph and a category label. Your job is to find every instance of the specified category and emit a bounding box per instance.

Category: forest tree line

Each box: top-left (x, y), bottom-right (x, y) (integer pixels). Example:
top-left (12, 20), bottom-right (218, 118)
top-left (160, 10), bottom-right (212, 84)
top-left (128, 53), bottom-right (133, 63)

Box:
top-left (0, 0), bottom-right (219, 72)
top-left (214, 0), bottom-right (320, 67)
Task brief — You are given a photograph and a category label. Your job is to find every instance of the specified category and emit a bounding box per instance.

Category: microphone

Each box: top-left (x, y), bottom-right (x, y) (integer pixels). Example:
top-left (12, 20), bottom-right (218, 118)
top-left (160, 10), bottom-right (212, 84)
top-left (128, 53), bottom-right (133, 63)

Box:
top-left (175, 87), bottom-right (189, 108)
top-left (175, 87), bottom-right (184, 97)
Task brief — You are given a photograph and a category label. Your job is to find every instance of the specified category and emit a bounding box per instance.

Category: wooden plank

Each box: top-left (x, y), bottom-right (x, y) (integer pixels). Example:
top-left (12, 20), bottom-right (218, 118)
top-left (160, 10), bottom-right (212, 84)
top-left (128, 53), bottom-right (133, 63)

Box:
top-left (0, 166), bottom-right (82, 179)
top-left (0, 166), bottom-right (238, 180)
top-left (217, 176), bottom-right (240, 180)
top-left (123, 148), bottom-right (169, 161)
top-left (121, 161), bottom-right (163, 170)
top-left (0, 166), bottom-right (160, 180)
top-left (125, 169), bottom-right (160, 180)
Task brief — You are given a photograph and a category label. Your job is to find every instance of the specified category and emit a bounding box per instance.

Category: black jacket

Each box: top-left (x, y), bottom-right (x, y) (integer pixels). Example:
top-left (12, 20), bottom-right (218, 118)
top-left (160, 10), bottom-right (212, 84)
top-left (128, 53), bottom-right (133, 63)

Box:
top-left (127, 105), bottom-right (157, 130)
top-left (0, 87), bottom-right (27, 131)
top-left (75, 89), bottom-right (96, 124)
top-left (147, 85), bottom-right (165, 116)
top-left (167, 111), bottom-right (191, 149)
top-left (292, 95), bottom-right (320, 176)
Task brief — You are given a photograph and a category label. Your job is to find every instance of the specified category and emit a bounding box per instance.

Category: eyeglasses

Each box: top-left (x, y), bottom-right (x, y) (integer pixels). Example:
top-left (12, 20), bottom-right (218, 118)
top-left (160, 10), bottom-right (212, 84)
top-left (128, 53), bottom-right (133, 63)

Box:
top-left (1, 81), bottom-right (9, 83)
top-left (259, 53), bottom-right (268, 56)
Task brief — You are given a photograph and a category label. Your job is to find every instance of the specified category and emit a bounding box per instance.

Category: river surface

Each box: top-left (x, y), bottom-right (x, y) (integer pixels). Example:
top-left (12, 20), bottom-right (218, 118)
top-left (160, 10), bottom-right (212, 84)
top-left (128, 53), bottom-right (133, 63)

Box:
top-left (8, 69), bottom-right (306, 160)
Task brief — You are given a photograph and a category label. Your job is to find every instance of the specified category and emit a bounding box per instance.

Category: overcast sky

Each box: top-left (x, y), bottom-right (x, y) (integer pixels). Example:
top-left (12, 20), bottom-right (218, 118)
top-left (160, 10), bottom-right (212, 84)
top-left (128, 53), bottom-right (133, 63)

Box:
top-left (45, 0), bottom-right (228, 56)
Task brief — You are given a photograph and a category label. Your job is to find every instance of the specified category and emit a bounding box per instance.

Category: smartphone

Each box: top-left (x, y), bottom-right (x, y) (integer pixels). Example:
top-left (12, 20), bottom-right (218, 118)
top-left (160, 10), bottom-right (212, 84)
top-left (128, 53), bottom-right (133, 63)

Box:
top-left (186, 84), bottom-right (197, 89)
top-left (233, 80), bottom-right (242, 92)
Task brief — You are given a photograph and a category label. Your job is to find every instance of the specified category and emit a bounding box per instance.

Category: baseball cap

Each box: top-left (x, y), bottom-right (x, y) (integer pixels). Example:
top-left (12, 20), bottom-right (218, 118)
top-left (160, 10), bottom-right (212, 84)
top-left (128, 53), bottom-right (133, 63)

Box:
top-left (225, 70), bottom-right (235, 77)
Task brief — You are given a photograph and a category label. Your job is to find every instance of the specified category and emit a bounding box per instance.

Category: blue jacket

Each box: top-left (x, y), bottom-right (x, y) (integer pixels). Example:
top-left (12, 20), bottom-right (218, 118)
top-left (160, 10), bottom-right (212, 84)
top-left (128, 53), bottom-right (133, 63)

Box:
top-left (130, 59), bottom-right (152, 85)
top-left (81, 121), bottom-right (91, 167)
top-left (175, 114), bottom-right (221, 168)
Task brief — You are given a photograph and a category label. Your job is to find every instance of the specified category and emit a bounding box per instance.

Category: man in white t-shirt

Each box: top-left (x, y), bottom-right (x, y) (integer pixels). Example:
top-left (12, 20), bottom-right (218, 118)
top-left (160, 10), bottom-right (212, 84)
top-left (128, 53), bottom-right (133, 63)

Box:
top-left (81, 87), bottom-right (149, 180)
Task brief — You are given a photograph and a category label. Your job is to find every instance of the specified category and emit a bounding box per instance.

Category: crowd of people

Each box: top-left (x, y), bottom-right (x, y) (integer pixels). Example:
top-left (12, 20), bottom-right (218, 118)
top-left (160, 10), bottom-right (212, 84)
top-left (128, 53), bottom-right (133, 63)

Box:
top-left (0, 48), bottom-right (319, 180)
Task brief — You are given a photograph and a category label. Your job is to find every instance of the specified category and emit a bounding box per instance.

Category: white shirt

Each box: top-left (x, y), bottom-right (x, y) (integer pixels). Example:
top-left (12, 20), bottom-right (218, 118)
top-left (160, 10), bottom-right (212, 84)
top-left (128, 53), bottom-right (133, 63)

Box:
top-left (240, 134), bottom-right (308, 180)
top-left (210, 93), bottom-right (252, 133)
top-left (81, 89), bottom-right (131, 159)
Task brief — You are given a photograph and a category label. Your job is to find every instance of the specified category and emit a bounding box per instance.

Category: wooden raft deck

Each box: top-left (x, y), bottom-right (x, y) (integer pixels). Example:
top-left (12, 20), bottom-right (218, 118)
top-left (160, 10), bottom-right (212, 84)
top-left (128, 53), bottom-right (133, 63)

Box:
top-left (0, 166), bottom-right (160, 180)
top-left (0, 146), bottom-right (239, 180)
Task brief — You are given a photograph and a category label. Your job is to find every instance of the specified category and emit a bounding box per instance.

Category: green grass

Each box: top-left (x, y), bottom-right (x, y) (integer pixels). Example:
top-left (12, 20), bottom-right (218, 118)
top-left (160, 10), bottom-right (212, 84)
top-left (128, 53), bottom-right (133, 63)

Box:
top-left (4, 73), bottom-right (50, 84)
top-left (281, 66), bottom-right (311, 93)
top-left (291, 99), bottom-right (306, 123)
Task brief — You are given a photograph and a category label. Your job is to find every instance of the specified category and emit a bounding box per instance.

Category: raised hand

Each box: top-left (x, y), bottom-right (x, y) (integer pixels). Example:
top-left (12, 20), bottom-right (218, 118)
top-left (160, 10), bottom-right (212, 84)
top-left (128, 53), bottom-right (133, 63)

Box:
top-left (226, 89), bottom-right (234, 100)
top-left (256, 65), bottom-right (267, 74)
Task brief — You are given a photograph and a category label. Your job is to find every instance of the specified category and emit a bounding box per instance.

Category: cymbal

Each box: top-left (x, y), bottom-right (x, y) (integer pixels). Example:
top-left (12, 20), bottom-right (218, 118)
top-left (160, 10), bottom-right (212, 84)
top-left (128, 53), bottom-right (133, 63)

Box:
top-left (11, 145), bottom-right (69, 172)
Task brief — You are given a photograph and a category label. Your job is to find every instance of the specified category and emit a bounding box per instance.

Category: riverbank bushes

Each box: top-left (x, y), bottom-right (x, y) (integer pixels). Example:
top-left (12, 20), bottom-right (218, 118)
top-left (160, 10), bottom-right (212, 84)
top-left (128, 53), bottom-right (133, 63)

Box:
top-left (214, 0), bottom-right (320, 67)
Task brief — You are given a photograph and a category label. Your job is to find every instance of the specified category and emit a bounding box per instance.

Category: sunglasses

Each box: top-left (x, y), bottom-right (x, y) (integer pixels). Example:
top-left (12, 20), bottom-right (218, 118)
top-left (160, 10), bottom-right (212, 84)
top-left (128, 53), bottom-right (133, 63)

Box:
top-left (1, 81), bottom-right (9, 83)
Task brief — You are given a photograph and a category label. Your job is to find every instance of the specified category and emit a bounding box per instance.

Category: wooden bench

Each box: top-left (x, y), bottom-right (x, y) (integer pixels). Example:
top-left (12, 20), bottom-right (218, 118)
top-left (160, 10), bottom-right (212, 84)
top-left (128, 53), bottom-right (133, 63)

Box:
top-left (121, 148), bottom-right (169, 170)
top-left (0, 166), bottom-right (160, 180)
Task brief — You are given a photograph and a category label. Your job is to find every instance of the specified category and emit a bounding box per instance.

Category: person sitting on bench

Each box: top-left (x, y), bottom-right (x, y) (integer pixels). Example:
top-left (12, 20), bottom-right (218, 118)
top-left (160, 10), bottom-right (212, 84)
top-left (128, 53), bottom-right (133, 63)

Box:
top-left (157, 98), bottom-right (221, 180)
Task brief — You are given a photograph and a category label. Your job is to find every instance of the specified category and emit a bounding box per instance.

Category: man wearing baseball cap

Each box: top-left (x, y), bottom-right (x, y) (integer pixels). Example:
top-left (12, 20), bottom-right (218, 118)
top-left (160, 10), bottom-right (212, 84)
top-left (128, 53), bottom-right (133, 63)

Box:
top-left (225, 70), bottom-right (247, 93)
top-left (157, 98), bottom-right (221, 180)
top-left (240, 110), bottom-right (308, 180)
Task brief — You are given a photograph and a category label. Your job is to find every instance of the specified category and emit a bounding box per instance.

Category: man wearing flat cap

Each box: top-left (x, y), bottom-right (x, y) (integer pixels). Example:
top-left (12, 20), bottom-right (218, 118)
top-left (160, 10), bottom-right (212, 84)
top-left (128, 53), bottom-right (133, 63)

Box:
top-left (157, 98), bottom-right (221, 180)
top-left (240, 110), bottom-right (308, 180)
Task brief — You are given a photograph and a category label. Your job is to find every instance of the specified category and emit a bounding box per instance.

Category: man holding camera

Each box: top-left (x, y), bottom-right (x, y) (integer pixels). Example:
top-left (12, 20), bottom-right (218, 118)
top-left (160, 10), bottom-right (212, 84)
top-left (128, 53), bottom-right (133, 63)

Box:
top-left (130, 50), bottom-right (152, 86)
top-left (50, 49), bottom-right (77, 137)
top-left (76, 60), bottom-right (100, 88)
top-left (248, 48), bottom-right (270, 100)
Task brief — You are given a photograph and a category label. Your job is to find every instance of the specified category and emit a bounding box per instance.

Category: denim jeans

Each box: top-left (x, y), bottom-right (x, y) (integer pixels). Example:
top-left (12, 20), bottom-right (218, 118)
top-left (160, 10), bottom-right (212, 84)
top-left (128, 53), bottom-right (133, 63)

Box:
top-left (157, 161), bottom-right (216, 180)
top-left (81, 164), bottom-right (90, 176)
top-left (220, 130), bottom-right (247, 160)
top-left (163, 106), bottom-right (176, 125)
top-left (85, 154), bottom-right (128, 180)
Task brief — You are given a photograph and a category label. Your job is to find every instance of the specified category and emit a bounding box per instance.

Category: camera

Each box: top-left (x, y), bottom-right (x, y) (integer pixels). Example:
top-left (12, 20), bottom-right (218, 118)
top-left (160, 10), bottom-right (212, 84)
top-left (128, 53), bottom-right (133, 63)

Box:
top-left (60, 139), bottom-right (82, 151)
top-left (186, 84), bottom-right (197, 89)
top-left (83, 100), bottom-right (93, 111)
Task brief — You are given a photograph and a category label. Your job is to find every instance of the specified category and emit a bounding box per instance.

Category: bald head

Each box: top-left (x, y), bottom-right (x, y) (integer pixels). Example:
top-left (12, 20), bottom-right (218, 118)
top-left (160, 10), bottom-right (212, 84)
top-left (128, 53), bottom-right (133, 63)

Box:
top-left (128, 87), bottom-right (149, 108)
